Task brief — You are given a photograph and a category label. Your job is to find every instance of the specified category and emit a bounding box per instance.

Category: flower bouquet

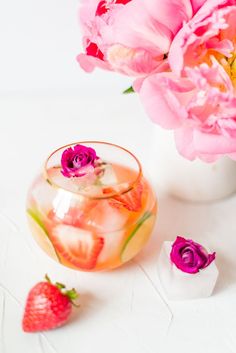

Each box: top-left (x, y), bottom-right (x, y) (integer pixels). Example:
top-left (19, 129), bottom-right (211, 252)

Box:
top-left (77, 0), bottom-right (236, 201)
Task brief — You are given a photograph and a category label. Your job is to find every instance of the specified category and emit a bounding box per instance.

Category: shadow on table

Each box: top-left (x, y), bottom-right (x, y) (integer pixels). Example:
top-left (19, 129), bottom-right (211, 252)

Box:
top-left (68, 291), bottom-right (103, 325)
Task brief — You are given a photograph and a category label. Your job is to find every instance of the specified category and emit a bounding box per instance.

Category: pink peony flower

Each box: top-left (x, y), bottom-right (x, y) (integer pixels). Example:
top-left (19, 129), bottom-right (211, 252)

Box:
top-left (170, 236), bottom-right (216, 274)
top-left (77, 0), bottom-right (202, 77)
top-left (61, 144), bottom-right (98, 178)
top-left (140, 0), bottom-right (236, 161)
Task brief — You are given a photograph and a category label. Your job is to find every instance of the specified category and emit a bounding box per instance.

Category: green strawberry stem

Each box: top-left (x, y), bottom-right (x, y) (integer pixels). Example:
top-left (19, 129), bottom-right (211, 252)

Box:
top-left (27, 208), bottom-right (60, 261)
top-left (45, 275), bottom-right (79, 307)
top-left (66, 289), bottom-right (80, 305)
top-left (55, 282), bottom-right (66, 289)
top-left (45, 273), bottom-right (51, 283)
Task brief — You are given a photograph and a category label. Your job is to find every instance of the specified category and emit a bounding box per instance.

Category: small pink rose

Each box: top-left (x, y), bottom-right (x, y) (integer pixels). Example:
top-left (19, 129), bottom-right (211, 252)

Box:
top-left (61, 144), bottom-right (98, 178)
top-left (170, 236), bottom-right (216, 274)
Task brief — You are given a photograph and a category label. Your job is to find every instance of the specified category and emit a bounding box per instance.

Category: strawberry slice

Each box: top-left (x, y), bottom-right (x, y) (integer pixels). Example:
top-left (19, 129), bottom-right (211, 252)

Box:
top-left (50, 225), bottom-right (104, 270)
top-left (103, 180), bottom-right (143, 212)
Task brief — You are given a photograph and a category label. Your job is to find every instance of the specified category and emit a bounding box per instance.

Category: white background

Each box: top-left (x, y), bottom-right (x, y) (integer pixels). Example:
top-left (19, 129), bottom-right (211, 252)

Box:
top-left (0, 0), bottom-right (130, 94)
top-left (1, 1), bottom-right (236, 353)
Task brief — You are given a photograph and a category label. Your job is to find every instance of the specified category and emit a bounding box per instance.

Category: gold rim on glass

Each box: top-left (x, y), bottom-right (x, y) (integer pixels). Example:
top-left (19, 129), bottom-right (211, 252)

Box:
top-left (44, 141), bottom-right (143, 199)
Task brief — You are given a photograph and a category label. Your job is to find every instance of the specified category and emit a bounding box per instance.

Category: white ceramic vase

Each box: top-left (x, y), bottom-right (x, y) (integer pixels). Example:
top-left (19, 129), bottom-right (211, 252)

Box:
top-left (147, 126), bottom-right (236, 202)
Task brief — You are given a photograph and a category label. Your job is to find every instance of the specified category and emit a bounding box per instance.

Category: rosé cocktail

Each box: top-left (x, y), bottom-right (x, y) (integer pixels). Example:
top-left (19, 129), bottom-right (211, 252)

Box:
top-left (26, 142), bottom-right (157, 271)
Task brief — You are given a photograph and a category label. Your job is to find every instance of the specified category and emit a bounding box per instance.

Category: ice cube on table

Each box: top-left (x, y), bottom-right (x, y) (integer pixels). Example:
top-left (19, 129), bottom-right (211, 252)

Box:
top-left (157, 242), bottom-right (219, 300)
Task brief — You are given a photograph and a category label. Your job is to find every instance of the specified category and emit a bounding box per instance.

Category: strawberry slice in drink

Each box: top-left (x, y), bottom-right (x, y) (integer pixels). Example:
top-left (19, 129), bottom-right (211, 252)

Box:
top-left (103, 180), bottom-right (143, 212)
top-left (50, 224), bottom-right (104, 270)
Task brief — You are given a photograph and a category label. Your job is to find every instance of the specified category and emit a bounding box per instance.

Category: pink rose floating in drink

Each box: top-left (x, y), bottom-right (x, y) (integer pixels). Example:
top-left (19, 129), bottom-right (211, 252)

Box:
top-left (61, 144), bottom-right (99, 178)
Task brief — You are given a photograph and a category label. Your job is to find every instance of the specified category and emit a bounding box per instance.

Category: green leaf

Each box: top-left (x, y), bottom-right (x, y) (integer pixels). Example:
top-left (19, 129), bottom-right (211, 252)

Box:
top-left (46, 178), bottom-right (52, 185)
top-left (66, 289), bottom-right (79, 300)
top-left (45, 276), bottom-right (79, 307)
top-left (121, 211), bottom-right (152, 257)
top-left (27, 208), bottom-right (60, 261)
top-left (27, 208), bottom-right (48, 234)
top-left (56, 282), bottom-right (66, 290)
top-left (66, 289), bottom-right (80, 307)
top-left (45, 274), bottom-right (51, 283)
top-left (123, 86), bottom-right (135, 94)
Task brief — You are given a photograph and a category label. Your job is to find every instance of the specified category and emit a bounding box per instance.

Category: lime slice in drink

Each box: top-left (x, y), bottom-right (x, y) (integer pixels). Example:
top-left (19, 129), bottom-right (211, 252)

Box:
top-left (121, 212), bottom-right (155, 263)
top-left (27, 209), bottom-right (59, 262)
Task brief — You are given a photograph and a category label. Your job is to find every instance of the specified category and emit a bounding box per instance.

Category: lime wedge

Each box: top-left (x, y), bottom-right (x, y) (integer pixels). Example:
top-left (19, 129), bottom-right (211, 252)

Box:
top-left (121, 212), bottom-right (155, 263)
top-left (27, 208), bottom-right (59, 262)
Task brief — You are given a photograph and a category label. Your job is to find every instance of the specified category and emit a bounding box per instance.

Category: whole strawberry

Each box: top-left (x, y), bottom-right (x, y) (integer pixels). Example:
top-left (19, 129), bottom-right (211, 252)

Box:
top-left (22, 275), bottom-right (79, 332)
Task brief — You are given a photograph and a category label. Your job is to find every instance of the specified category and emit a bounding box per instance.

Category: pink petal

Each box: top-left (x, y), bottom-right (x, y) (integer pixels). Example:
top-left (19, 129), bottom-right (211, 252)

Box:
top-left (175, 128), bottom-right (222, 162)
top-left (227, 152), bottom-right (236, 160)
top-left (144, 0), bottom-right (193, 35)
top-left (139, 73), bottom-right (192, 129)
top-left (206, 38), bottom-right (234, 57)
top-left (190, 0), bottom-right (206, 13)
top-left (194, 130), bottom-right (236, 155)
top-left (133, 77), bottom-right (145, 92)
top-left (105, 0), bottom-right (172, 55)
top-left (168, 1), bottom-right (235, 74)
top-left (77, 53), bottom-right (111, 73)
top-left (174, 127), bottom-right (197, 160)
top-left (106, 44), bottom-right (163, 76)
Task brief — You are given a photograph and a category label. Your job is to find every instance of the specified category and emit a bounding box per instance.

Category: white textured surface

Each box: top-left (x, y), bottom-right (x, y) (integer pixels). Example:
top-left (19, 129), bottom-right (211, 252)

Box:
top-left (1, 94), bottom-right (236, 353)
